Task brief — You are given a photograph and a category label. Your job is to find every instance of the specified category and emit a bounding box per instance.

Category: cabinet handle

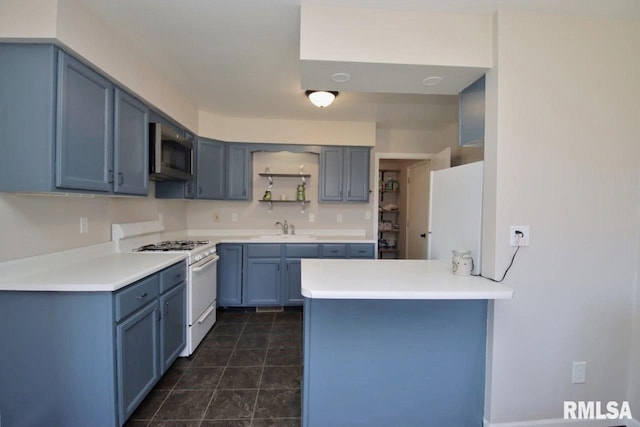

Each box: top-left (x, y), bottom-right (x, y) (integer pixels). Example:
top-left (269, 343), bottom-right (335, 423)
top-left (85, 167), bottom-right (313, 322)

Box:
top-left (108, 170), bottom-right (114, 184)
top-left (358, 250), bottom-right (366, 253)
top-left (136, 292), bottom-right (148, 301)
top-left (330, 250), bottom-right (338, 253)
top-left (198, 186), bottom-right (202, 195)
top-left (118, 173), bottom-right (124, 185)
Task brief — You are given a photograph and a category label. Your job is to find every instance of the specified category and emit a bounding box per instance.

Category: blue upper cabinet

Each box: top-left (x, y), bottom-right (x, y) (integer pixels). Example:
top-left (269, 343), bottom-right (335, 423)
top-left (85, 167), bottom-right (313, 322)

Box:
top-left (320, 146), bottom-right (370, 203)
top-left (196, 138), bottom-right (226, 199)
top-left (319, 147), bottom-right (344, 201)
top-left (226, 144), bottom-right (252, 200)
top-left (345, 147), bottom-right (370, 202)
top-left (114, 89), bottom-right (149, 195)
top-left (459, 75), bottom-right (485, 147)
top-left (0, 44), bottom-right (149, 196)
top-left (56, 52), bottom-right (114, 192)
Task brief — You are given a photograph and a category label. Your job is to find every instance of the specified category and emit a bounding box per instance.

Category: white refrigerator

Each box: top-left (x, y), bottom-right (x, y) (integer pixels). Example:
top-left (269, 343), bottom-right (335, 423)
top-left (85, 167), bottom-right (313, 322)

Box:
top-left (428, 161), bottom-right (483, 274)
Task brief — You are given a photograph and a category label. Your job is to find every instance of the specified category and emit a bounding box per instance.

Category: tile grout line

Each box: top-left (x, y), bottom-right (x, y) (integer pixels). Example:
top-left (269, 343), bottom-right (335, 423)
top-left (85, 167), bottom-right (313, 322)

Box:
top-left (250, 317), bottom-right (274, 427)
top-left (199, 316), bottom-right (247, 427)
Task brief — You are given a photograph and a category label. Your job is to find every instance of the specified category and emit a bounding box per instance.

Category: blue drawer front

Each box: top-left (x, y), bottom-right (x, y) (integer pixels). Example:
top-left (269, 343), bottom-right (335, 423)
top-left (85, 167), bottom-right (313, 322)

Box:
top-left (321, 244), bottom-right (347, 258)
top-left (115, 275), bottom-right (159, 322)
top-left (159, 262), bottom-right (186, 293)
top-left (285, 244), bottom-right (319, 258)
top-left (348, 244), bottom-right (374, 258)
top-left (246, 244), bottom-right (282, 258)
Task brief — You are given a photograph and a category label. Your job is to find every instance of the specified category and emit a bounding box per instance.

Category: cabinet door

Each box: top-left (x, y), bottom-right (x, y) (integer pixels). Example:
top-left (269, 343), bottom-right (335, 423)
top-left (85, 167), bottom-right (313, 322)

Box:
top-left (319, 147), bottom-right (344, 201)
top-left (245, 259), bottom-right (281, 306)
top-left (459, 75), bottom-right (485, 147)
top-left (56, 51), bottom-right (113, 192)
top-left (114, 89), bottom-right (149, 195)
top-left (284, 259), bottom-right (304, 305)
top-left (218, 245), bottom-right (244, 306)
top-left (197, 138), bottom-right (225, 199)
top-left (160, 283), bottom-right (186, 373)
top-left (116, 302), bottom-right (160, 426)
top-left (345, 147), bottom-right (370, 202)
top-left (226, 144), bottom-right (251, 200)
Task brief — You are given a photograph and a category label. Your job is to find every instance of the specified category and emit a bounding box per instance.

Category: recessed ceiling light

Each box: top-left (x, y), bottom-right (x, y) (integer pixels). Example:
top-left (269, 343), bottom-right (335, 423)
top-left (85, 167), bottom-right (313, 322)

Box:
top-left (422, 76), bottom-right (443, 86)
top-left (331, 72), bottom-right (351, 83)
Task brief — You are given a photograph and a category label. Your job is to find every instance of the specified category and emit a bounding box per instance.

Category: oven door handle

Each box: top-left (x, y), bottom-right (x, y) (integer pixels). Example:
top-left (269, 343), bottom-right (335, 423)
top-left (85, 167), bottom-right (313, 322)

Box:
top-left (197, 305), bottom-right (216, 324)
top-left (192, 254), bottom-right (219, 272)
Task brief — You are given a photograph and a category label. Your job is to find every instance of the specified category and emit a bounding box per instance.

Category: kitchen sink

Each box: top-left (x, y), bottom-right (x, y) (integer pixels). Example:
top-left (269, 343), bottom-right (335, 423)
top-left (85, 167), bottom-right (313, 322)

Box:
top-left (250, 235), bottom-right (316, 241)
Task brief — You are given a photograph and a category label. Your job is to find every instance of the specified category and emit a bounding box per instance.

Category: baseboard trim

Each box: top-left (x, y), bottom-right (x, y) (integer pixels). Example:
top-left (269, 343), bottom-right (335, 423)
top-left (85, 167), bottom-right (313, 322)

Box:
top-left (484, 417), bottom-right (640, 427)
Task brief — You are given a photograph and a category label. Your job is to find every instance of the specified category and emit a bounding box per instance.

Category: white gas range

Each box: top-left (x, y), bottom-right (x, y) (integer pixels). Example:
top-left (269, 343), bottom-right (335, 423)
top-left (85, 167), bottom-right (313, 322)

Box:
top-left (112, 221), bottom-right (218, 357)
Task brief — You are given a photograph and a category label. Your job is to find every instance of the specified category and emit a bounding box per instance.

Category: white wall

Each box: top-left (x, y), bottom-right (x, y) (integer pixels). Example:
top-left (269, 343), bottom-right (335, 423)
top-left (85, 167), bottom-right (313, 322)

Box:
top-left (198, 111), bottom-right (376, 147)
top-left (375, 125), bottom-right (458, 154)
top-left (0, 0), bottom-right (57, 38)
top-left (301, 4), bottom-right (492, 67)
top-left (0, 188), bottom-right (187, 262)
top-left (483, 10), bottom-right (640, 423)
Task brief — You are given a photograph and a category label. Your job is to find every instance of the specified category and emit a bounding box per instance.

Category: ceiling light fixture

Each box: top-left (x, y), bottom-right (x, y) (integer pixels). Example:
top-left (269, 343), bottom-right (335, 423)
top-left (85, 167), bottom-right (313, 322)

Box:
top-left (305, 90), bottom-right (338, 108)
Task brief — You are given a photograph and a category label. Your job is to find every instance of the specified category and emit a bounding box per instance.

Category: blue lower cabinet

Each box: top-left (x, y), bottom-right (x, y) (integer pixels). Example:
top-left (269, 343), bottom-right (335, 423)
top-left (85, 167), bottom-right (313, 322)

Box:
top-left (0, 261), bottom-right (186, 427)
top-left (160, 282), bottom-right (187, 373)
top-left (217, 243), bottom-right (373, 307)
top-left (117, 301), bottom-right (161, 425)
top-left (303, 299), bottom-right (488, 426)
top-left (218, 244), bottom-right (244, 306)
top-left (284, 259), bottom-right (304, 305)
top-left (245, 258), bottom-right (281, 305)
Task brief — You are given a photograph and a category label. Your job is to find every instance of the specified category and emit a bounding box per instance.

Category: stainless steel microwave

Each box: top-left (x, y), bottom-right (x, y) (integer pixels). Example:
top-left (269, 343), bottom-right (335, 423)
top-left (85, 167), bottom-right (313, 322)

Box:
top-left (149, 123), bottom-right (193, 181)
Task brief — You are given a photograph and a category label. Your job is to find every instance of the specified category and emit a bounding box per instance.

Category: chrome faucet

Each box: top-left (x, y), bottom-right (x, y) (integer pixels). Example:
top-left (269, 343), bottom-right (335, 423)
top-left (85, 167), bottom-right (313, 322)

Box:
top-left (275, 220), bottom-right (289, 235)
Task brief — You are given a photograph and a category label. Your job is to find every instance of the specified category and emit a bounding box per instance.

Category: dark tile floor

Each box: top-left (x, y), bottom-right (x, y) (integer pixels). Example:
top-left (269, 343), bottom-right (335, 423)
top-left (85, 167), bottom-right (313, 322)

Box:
top-left (125, 309), bottom-right (303, 427)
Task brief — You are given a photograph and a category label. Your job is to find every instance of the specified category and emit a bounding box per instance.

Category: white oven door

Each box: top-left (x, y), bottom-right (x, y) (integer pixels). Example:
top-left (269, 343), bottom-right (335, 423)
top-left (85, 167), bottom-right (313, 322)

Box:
top-left (188, 254), bottom-right (218, 325)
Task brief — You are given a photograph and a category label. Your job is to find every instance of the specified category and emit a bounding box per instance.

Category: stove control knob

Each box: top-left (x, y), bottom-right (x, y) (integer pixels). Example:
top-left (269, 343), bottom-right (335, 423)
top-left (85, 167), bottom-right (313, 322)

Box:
top-left (194, 254), bottom-right (202, 262)
top-left (204, 250), bottom-right (210, 257)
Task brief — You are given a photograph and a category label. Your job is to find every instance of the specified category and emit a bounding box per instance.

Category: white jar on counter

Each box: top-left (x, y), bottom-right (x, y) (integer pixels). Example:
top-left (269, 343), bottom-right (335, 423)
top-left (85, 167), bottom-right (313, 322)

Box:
top-left (452, 250), bottom-right (473, 276)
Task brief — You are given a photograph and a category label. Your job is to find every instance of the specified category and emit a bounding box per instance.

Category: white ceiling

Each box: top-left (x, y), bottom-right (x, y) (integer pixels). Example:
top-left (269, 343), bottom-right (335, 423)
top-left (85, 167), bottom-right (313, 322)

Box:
top-left (77, 0), bottom-right (640, 131)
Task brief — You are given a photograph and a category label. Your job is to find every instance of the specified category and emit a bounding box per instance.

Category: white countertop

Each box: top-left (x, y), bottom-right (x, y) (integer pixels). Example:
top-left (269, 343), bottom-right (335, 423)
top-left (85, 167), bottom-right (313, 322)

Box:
top-left (0, 243), bottom-right (187, 292)
top-left (181, 228), bottom-right (376, 245)
top-left (301, 259), bottom-right (513, 300)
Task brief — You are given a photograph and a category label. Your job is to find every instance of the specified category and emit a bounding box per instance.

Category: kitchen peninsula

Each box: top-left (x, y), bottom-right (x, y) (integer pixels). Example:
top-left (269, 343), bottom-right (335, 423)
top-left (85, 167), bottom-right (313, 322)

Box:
top-left (301, 259), bottom-right (513, 427)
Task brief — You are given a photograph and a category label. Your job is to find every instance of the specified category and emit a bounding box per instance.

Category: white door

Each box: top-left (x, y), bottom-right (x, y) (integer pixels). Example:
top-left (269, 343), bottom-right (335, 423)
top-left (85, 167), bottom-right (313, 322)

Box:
top-left (407, 161), bottom-right (430, 259)
top-left (428, 161), bottom-right (483, 274)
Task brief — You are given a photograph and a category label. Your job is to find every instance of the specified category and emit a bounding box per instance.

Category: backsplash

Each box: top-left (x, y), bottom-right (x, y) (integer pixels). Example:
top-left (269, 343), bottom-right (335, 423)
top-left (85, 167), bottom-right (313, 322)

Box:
top-left (186, 151), bottom-right (374, 235)
top-left (0, 190), bottom-right (187, 262)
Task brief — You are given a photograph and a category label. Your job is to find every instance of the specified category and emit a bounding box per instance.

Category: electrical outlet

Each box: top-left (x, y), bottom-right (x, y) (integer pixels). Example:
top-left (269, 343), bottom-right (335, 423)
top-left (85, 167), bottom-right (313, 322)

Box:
top-left (510, 225), bottom-right (530, 246)
top-left (80, 217), bottom-right (88, 234)
top-left (336, 214), bottom-right (343, 224)
top-left (212, 212), bottom-right (220, 222)
top-left (572, 361), bottom-right (586, 384)
top-left (308, 213), bottom-right (315, 222)
top-left (231, 213), bottom-right (239, 222)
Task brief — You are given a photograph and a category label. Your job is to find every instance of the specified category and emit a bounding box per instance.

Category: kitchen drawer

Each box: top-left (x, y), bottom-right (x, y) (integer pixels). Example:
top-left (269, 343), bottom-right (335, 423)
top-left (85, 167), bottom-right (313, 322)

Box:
top-left (321, 244), bottom-right (347, 258)
top-left (348, 244), bottom-right (374, 258)
top-left (115, 275), bottom-right (160, 322)
top-left (285, 244), bottom-right (319, 258)
top-left (159, 262), bottom-right (186, 293)
top-left (246, 244), bottom-right (282, 258)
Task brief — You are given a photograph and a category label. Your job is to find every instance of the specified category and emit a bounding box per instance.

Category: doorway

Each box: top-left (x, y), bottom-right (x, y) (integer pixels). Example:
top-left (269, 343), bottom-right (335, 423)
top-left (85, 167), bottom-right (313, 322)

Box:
top-left (374, 149), bottom-right (452, 260)
top-left (375, 155), bottom-right (428, 259)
